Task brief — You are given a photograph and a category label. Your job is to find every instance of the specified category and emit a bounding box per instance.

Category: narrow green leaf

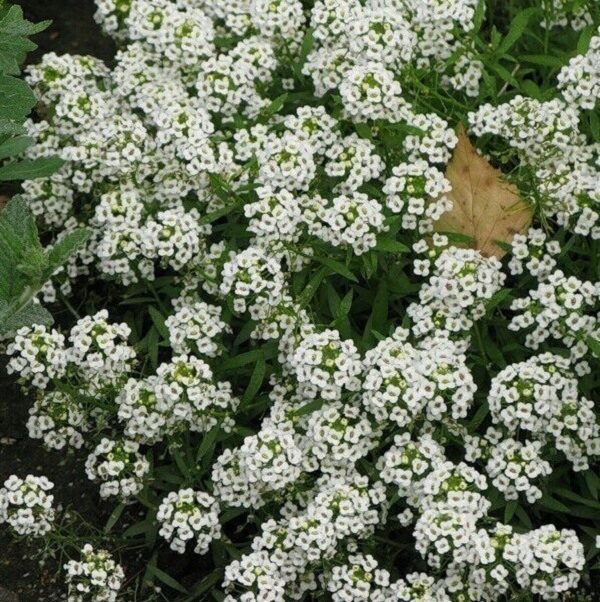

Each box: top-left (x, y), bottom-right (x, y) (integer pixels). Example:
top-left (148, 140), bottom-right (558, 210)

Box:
top-left (497, 8), bottom-right (538, 55)
top-left (504, 500), bottom-right (518, 523)
top-left (242, 353), bottom-right (266, 404)
top-left (104, 503), bottom-right (125, 533)
top-left (148, 566), bottom-right (188, 594)
top-left (196, 427), bottom-right (220, 464)
top-left (374, 238), bottom-right (409, 254)
top-left (314, 255), bottom-right (358, 282)
top-left (148, 305), bottom-right (170, 340)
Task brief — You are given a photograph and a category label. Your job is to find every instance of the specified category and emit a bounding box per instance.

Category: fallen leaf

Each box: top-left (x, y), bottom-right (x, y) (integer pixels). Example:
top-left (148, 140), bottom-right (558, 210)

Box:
top-left (434, 124), bottom-right (532, 258)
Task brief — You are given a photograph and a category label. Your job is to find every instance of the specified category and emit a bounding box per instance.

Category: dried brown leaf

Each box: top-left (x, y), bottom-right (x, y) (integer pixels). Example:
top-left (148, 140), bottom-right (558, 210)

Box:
top-left (434, 124), bottom-right (532, 258)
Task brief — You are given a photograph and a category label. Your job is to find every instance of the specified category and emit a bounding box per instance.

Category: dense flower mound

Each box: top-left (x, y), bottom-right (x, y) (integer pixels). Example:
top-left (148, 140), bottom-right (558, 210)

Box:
top-left (2, 0), bottom-right (600, 600)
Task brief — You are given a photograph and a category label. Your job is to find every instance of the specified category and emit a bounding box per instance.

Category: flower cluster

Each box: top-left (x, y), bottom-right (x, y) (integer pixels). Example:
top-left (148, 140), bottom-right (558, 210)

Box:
top-left (5, 0), bottom-right (600, 600)
top-left (157, 488), bottom-right (221, 555)
top-left (85, 438), bottom-right (150, 500)
top-left (509, 270), bottom-right (600, 360)
top-left (488, 353), bottom-right (600, 470)
top-left (64, 544), bottom-right (125, 602)
top-left (0, 475), bottom-right (55, 537)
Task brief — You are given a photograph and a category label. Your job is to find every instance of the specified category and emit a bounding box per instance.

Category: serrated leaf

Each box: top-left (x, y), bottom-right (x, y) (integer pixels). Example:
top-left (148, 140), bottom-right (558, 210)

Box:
top-left (0, 135), bottom-right (32, 160)
top-left (1, 301), bottom-right (53, 333)
top-left (46, 229), bottom-right (88, 273)
top-left (433, 125), bottom-right (531, 258)
top-left (0, 156), bottom-right (64, 181)
top-left (0, 119), bottom-right (26, 136)
top-left (0, 76), bottom-right (35, 119)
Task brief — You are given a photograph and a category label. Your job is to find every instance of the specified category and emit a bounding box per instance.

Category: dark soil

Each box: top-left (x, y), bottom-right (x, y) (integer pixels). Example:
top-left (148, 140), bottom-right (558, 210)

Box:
top-left (0, 2), bottom-right (115, 600)
top-left (20, 0), bottom-right (115, 64)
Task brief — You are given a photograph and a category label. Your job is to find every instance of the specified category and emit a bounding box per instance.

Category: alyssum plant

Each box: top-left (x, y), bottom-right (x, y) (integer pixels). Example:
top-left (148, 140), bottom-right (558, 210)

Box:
top-left (1, 0), bottom-right (600, 600)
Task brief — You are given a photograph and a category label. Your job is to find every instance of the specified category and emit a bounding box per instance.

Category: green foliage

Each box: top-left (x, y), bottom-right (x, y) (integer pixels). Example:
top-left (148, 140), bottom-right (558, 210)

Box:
top-left (0, 3), bottom-right (62, 178)
top-left (0, 195), bottom-right (88, 335)
top-left (0, 3), bottom-right (76, 334)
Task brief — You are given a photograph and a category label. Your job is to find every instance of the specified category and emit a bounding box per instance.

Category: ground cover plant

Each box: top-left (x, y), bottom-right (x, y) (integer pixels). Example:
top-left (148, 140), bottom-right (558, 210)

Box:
top-left (1, 0), bottom-right (600, 600)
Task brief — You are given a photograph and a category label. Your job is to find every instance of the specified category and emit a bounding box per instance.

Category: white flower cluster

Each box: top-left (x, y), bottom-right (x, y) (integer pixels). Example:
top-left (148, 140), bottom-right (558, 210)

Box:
top-left (157, 488), bottom-right (221, 555)
top-left (10, 0), bottom-right (600, 599)
top-left (290, 329), bottom-right (362, 401)
top-left (504, 525), bottom-right (585, 599)
top-left (510, 270), bottom-right (600, 360)
top-left (558, 27), bottom-right (600, 110)
top-left (488, 353), bottom-right (600, 471)
top-left (305, 0), bottom-right (483, 103)
top-left (0, 475), bottom-right (55, 537)
top-left (508, 227), bottom-right (561, 281)
top-left (166, 296), bottom-right (230, 356)
top-left (212, 427), bottom-right (303, 508)
top-left (7, 312), bottom-right (137, 452)
top-left (85, 438), bottom-right (150, 500)
top-left (7, 311), bottom-right (136, 395)
top-left (362, 328), bottom-right (476, 427)
top-left (408, 246), bottom-right (506, 338)
top-left (27, 390), bottom-right (90, 451)
top-left (466, 429), bottom-right (552, 504)
top-left (64, 544), bottom-right (125, 602)
top-left (468, 94), bottom-right (600, 238)
top-left (117, 354), bottom-right (238, 443)
top-left (6, 324), bottom-right (68, 389)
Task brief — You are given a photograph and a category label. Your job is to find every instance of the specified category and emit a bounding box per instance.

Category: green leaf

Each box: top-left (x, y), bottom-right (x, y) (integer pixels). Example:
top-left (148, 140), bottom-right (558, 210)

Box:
top-left (296, 398), bottom-right (324, 416)
top-left (148, 565), bottom-right (188, 594)
top-left (314, 255), bottom-right (358, 282)
top-left (170, 444), bottom-right (192, 480)
top-left (188, 569), bottom-right (224, 598)
top-left (497, 8), bottom-right (538, 55)
top-left (469, 401), bottom-right (489, 431)
top-left (577, 25), bottom-right (595, 55)
top-left (520, 54), bottom-right (565, 68)
top-left (0, 119), bottom-right (26, 136)
top-left (261, 93), bottom-right (288, 120)
top-left (147, 326), bottom-right (159, 368)
top-left (336, 290), bottom-right (353, 319)
top-left (0, 6), bottom-right (49, 74)
top-left (2, 301), bottom-right (52, 332)
top-left (298, 265), bottom-right (328, 307)
top-left (0, 134), bottom-right (32, 160)
top-left (374, 238), bottom-right (409, 254)
top-left (122, 519), bottom-right (153, 539)
top-left (0, 76), bottom-right (35, 119)
top-left (504, 500), bottom-right (518, 523)
top-left (0, 156), bottom-right (65, 181)
top-left (587, 337), bottom-right (600, 359)
top-left (0, 195), bottom-right (42, 300)
top-left (539, 494), bottom-right (570, 513)
top-left (196, 426), bottom-right (220, 464)
top-left (219, 349), bottom-right (267, 371)
top-left (104, 503), bottom-right (125, 533)
top-left (148, 305), bottom-right (170, 340)
top-left (242, 353), bottom-right (266, 404)
top-left (46, 229), bottom-right (88, 273)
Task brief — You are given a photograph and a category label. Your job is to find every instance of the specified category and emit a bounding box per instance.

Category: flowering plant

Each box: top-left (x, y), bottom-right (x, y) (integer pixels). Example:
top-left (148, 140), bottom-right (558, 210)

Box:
top-left (1, 0), bottom-right (600, 600)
